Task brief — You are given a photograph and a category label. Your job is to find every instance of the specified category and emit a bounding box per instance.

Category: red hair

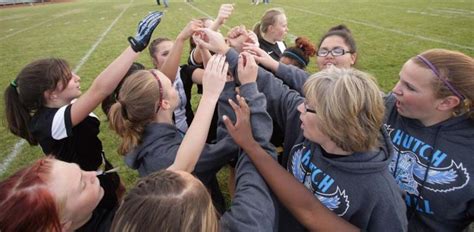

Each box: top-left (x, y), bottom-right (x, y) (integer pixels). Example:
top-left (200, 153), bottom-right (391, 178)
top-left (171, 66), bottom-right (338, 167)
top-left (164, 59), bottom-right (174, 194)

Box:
top-left (0, 157), bottom-right (62, 232)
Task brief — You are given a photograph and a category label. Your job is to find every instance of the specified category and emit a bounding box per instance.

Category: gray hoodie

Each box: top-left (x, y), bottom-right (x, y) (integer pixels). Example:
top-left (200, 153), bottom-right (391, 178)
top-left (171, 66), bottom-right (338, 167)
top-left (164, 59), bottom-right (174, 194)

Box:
top-left (224, 49), bottom-right (407, 231)
top-left (385, 93), bottom-right (474, 232)
top-left (219, 81), bottom-right (278, 232)
top-left (124, 75), bottom-right (277, 232)
top-left (124, 122), bottom-right (236, 179)
top-left (273, 62), bottom-right (474, 231)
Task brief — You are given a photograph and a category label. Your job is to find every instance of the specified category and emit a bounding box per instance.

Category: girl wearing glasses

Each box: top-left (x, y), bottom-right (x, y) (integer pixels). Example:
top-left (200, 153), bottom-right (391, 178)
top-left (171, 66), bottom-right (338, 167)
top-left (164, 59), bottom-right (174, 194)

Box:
top-left (315, 24), bottom-right (356, 69)
top-left (244, 24), bottom-right (356, 78)
top-left (249, 35), bottom-right (474, 230)
top-left (251, 38), bottom-right (474, 231)
top-left (194, 29), bottom-right (407, 231)
top-left (386, 49), bottom-right (474, 231)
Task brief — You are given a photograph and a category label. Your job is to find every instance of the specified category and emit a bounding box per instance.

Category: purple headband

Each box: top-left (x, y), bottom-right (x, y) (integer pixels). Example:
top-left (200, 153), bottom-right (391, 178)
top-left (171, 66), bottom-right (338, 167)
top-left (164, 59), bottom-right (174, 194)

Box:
top-left (416, 55), bottom-right (465, 101)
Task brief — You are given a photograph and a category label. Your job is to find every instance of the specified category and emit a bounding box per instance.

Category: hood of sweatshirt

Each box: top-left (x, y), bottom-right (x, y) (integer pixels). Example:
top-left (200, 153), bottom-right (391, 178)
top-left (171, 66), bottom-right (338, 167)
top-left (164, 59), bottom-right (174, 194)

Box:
top-left (314, 128), bottom-right (394, 175)
top-left (125, 123), bottom-right (181, 171)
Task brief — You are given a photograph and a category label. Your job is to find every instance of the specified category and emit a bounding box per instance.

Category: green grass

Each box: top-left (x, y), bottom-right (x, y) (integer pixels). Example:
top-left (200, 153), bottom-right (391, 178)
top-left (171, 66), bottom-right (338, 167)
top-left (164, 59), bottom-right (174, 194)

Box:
top-left (0, 0), bottom-right (473, 208)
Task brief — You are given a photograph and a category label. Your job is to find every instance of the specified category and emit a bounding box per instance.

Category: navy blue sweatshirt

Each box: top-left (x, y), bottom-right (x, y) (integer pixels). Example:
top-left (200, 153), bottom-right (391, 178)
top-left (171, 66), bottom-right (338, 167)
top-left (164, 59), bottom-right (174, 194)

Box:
top-left (271, 62), bottom-right (474, 231)
top-left (385, 94), bottom-right (474, 232)
top-left (224, 49), bottom-right (407, 231)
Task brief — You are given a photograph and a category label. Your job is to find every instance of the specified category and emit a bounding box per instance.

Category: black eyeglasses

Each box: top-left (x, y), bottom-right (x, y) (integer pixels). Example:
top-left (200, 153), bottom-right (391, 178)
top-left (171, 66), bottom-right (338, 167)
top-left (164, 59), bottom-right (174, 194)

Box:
top-left (304, 101), bottom-right (316, 114)
top-left (317, 47), bottom-right (352, 57)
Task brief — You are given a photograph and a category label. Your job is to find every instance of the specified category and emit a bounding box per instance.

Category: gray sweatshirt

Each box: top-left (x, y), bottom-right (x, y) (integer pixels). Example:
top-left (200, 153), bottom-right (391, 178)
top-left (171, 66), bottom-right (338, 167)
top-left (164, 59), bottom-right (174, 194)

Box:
top-left (218, 81), bottom-right (277, 232)
top-left (385, 94), bottom-right (474, 232)
top-left (225, 49), bottom-right (407, 231)
top-left (124, 122), bottom-right (236, 180)
top-left (273, 62), bottom-right (474, 231)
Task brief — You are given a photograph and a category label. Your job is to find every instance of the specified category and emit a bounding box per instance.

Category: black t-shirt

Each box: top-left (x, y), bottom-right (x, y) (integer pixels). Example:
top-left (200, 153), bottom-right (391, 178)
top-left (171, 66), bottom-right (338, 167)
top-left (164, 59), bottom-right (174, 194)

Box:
top-left (30, 105), bottom-right (119, 210)
top-left (31, 105), bottom-right (103, 170)
top-left (258, 37), bottom-right (286, 61)
top-left (258, 38), bottom-right (287, 153)
top-left (180, 64), bottom-right (218, 143)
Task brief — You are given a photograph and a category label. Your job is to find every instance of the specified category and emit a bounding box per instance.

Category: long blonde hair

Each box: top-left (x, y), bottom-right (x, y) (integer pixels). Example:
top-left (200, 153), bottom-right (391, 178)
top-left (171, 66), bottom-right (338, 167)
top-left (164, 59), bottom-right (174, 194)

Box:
top-left (253, 8), bottom-right (285, 39)
top-left (304, 67), bottom-right (385, 152)
top-left (108, 70), bottom-right (163, 155)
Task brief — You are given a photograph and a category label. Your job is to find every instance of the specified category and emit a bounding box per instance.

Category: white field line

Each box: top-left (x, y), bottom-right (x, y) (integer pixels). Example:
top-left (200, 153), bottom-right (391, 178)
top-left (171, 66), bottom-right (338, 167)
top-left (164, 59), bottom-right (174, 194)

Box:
top-left (0, 17), bottom-right (58, 41)
top-left (277, 4), bottom-right (474, 51)
top-left (185, 2), bottom-right (231, 30)
top-left (0, 13), bottom-right (33, 22)
top-left (0, 0), bottom-right (133, 176)
top-left (372, 3), bottom-right (474, 18)
top-left (186, 2), bottom-right (298, 43)
top-left (0, 140), bottom-right (26, 175)
top-left (73, 0), bottom-right (132, 73)
top-left (1, 9), bottom-right (86, 41)
top-left (435, 7), bottom-right (474, 14)
top-left (430, 8), bottom-right (474, 18)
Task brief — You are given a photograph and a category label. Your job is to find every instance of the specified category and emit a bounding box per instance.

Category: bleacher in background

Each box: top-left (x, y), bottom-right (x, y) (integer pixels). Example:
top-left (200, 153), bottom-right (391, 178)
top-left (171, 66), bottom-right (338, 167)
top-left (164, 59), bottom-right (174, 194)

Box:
top-left (0, 0), bottom-right (45, 6)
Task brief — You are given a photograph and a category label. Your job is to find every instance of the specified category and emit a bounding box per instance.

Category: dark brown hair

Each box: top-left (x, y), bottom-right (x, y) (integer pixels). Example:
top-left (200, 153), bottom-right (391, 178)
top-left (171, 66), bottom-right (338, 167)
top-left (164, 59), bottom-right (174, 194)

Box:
top-left (148, 37), bottom-right (172, 68)
top-left (4, 58), bottom-right (72, 145)
top-left (317, 24), bottom-right (357, 55)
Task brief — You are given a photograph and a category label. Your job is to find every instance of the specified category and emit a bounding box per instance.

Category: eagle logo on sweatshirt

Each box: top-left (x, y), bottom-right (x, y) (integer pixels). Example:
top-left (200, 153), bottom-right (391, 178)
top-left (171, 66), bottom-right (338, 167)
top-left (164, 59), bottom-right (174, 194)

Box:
top-left (290, 143), bottom-right (350, 216)
top-left (386, 125), bottom-right (470, 196)
top-left (389, 148), bottom-right (469, 195)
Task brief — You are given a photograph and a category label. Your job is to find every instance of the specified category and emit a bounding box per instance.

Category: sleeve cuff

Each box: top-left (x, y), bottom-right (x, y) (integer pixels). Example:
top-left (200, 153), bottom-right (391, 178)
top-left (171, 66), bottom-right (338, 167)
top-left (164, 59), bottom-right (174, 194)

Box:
top-left (239, 82), bottom-right (259, 97)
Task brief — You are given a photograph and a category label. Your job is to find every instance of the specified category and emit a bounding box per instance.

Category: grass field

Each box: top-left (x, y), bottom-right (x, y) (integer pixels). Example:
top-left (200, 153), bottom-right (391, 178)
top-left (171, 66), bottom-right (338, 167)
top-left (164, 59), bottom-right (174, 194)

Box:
top-left (0, 0), bottom-right (473, 215)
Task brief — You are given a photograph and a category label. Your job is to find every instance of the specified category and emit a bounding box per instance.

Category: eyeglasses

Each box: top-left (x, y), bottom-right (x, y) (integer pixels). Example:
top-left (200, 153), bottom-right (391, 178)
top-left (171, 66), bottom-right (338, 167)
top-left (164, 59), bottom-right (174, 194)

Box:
top-left (317, 47), bottom-right (352, 57)
top-left (303, 101), bottom-right (316, 114)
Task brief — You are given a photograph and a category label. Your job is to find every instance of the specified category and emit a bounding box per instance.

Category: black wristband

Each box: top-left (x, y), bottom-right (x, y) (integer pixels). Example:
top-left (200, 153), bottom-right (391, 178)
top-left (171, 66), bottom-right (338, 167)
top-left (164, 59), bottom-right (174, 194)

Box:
top-left (128, 37), bottom-right (144, 52)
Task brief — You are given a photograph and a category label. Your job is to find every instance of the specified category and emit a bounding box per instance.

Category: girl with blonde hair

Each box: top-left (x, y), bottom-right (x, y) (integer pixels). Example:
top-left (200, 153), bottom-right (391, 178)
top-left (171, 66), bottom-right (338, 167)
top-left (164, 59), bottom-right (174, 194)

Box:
top-left (3, 12), bottom-right (162, 231)
top-left (194, 29), bottom-right (407, 231)
top-left (253, 8), bottom-right (288, 61)
top-left (111, 53), bottom-right (278, 232)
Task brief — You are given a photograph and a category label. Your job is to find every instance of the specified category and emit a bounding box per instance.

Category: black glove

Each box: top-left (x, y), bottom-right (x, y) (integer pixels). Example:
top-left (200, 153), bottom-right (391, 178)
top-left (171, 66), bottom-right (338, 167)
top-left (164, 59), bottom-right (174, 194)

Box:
top-left (128, 11), bottom-right (163, 52)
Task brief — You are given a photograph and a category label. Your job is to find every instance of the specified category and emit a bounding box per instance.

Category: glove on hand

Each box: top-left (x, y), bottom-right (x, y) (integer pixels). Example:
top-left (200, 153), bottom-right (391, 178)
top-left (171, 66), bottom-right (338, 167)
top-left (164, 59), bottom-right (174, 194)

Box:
top-left (128, 11), bottom-right (163, 52)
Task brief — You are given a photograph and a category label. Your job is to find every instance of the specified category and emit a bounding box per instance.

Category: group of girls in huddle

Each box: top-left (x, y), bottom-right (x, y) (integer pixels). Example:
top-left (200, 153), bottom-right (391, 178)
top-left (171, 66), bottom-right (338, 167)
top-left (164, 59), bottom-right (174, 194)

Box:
top-left (1, 4), bottom-right (473, 232)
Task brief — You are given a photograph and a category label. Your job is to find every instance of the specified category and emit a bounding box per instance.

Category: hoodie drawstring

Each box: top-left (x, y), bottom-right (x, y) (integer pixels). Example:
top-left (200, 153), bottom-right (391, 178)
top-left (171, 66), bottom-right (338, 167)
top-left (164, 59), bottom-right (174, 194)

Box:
top-left (407, 125), bottom-right (442, 221)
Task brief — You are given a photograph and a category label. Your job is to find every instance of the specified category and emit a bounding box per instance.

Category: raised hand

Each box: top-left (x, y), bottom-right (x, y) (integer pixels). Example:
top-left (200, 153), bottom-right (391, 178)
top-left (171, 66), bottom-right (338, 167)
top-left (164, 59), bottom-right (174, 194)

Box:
top-left (193, 28), bottom-right (229, 54)
top-left (223, 95), bottom-right (254, 148)
top-left (246, 30), bottom-right (259, 47)
top-left (226, 25), bottom-right (249, 52)
top-left (128, 11), bottom-right (163, 52)
top-left (202, 54), bottom-right (228, 99)
top-left (227, 25), bottom-right (247, 40)
top-left (243, 43), bottom-right (279, 72)
top-left (177, 19), bottom-right (203, 41)
top-left (216, 4), bottom-right (234, 25)
top-left (237, 52), bottom-right (258, 85)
